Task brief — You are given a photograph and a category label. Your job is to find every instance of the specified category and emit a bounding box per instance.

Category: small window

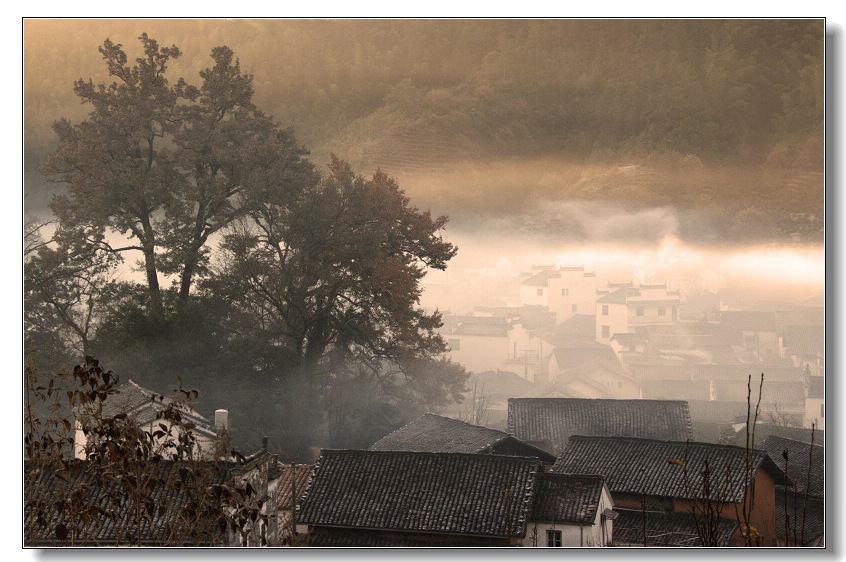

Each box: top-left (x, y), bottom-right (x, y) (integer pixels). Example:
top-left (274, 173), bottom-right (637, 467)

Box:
top-left (821, 403), bottom-right (825, 418)
top-left (602, 325), bottom-right (610, 339)
top-left (572, 304), bottom-right (577, 312)
top-left (546, 529), bottom-right (562, 547)
top-left (636, 306), bottom-right (644, 316)
top-left (618, 381), bottom-right (623, 388)
top-left (448, 339), bottom-right (460, 351)
top-left (602, 304), bottom-right (608, 316)
top-left (561, 288), bottom-right (569, 296)
top-left (658, 307), bottom-right (666, 316)
top-left (537, 288), bottom-right (544, 297)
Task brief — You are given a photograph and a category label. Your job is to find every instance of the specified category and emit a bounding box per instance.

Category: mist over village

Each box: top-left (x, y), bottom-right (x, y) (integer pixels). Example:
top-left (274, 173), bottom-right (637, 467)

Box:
top-left (24, 19), bottom-right (825, 548)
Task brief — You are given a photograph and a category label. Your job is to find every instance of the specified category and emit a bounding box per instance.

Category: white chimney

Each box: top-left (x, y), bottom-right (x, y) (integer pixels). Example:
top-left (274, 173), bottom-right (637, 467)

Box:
top-left (214, 409), bottom-right (229, 432)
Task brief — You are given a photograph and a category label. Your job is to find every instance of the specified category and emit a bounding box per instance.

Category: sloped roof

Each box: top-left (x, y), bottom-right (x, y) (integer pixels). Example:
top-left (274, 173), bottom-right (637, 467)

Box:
top-left (453, 322), bottom-right (509, 337)
top-left (781, 325), bottom-right (825, 358)
top-left (552, 436), bottom-right (786, 502)
top-left (641, 379), bottom-right (711, 402)
top-left (774, 309), bottom-right (825, 330)
top-left (719, 311), bottom-right (777, 332)
top-left (25, 459), bottom-right (235, 546)
top-left (369, 414), bottom-right (555, 463)
top-left (297, 450), bottom-right (541, 539)
top-left (305, 529), bottom-right (498, 547)
top-left (507, 398), bottom-right (692, 455)
top-left (711, 380), bottom-right (805, 408)
top-left (551, 341), bottom-right (619, 370)
top-left (597, 288), bottom-right (628, 305)
top-left (521, 270), bottom-right (560, 286)
top-left (776, 490), bottom-right (825, 546)
top-left (276, 464), bottom-right (313, 510)
top-left (529, 473), bottom-right (606, 525)
top-left (96, 380), bottom-right (216, 438)
top-left (762, 435), bottom-right (824, 498)
top-left (612, 508), bottom-right (738, 547)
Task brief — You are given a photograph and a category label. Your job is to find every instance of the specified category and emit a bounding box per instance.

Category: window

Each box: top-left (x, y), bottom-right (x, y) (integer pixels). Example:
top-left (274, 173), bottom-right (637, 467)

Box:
top-left (658, 306), bottom-right (665, 316)
top-left (448, 339), bottom-right (460, 351)
top-left (602, 325), bottom-right (610, 339)
top-left (636, 306), bottom-right (644, 316)
top-left (821, 403), bottom-right (825, 418)
top-left (537, 288), bottom-right (544, 297)
top-left (546, 529), bottom-right (562, 547)
top-left (618, 381), bottom-right (623, 388)
top-left (602, 304), bottom-right (608, 316)
top-left (572, 304), bottom-right (577, 312)
top-left (561, 288), bottom-right (569, 296)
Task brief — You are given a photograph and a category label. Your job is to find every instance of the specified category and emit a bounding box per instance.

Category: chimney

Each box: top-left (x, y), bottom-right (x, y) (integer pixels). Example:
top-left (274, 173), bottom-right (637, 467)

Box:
top-left (262, 435), bottom-right (268, 452)
top-left (214, 409), bottom-right (229, 432)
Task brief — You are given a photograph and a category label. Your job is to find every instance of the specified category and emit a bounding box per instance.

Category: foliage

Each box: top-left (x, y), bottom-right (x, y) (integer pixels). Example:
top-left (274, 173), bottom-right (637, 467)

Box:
top-left (24, 356), bottom-right (274, 546)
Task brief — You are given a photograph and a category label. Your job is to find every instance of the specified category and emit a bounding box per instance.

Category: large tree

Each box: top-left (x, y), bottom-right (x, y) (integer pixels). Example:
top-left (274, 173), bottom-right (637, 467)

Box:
top-left (41, 34), bottom-right (297, 315)
top-left (210, 157), bottom-right (465, 457)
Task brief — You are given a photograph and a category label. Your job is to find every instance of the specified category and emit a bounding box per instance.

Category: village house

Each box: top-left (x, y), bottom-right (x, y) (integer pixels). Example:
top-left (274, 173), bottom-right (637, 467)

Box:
top-left (519, 266), bottom-right (597, 324)
top-left (73, 379), bottom-right (224, 461)
top-left (507, 398), bottom-right (692, 456)
top-left (595, 283), bottom-right (681, 345)
top-left (521, 473), bottom-right (615, 547)
top-left (274, 463), bottom-right (313, 545)
top-left (24, 452), bottom-right (281, 546)
top-left (369, 413), bottom-right (557, 466)
top-left (297, 449), bottom-right (543, 546)
top-left (762, 435), bottom-right (824, 546)
top-left (552, 436), bottom-right (788, 546)
top-left (803, 372), bottom-right (825, 431)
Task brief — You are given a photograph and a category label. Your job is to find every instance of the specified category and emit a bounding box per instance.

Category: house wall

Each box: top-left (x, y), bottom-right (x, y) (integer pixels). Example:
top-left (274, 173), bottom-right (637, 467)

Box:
top-left (74, 418), bottom-right (218, 460)
top-left (547, 272), bottom-right (597, 324)
top-left (520, 283), bottom-right (549, 307)
top-left (582, 369), bottom-right (640, 400)
top-left (805, 397), bottom-right (825, 431)
top-left (521, 486), bottom-right (614, 547)
top-left (626, 302), bottom-right (677, 325)
top-left (596, 302), bottom-right (627, 344)
top-left (446, 334), bottom-right (509, 373)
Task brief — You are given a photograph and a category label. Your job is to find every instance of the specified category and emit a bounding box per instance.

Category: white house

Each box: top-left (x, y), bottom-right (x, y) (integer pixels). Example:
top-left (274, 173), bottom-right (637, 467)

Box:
top-left (596, 283), bottom-right (680, 344)
top-left (522, 473), bottom-right (615, 547)
top-left (519, 265), bottom-right (597, 324)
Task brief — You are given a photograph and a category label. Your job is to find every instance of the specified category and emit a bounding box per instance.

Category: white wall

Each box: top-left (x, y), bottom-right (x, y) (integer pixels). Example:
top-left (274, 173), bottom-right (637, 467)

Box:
top-left (446, 334), bottom-right (510, 373)
top-left (521, 486), bottom-right (614, 547)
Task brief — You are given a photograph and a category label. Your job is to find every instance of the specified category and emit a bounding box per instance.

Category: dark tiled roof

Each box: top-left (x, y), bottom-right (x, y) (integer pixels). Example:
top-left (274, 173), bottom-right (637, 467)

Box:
top-left (96, 380), bottom-right (216, 438)
top-left (507, 398), bottom-right (692, 455)
top-left (277, 464), bottom-right (313, 510)
top-left (641, 380), bottom-right (711, 402)
top-left (297, 450), bottom-right (542, 539)
top-left (521, 270), bottom-right (560, 286)
top-left (529, 473), bottom-right (606, 525)
top-left (612, 508), bottom-right (738, 547)
top-left (711, 380), bottom-right (805, 408)
top-left (552, 436), bottom-right (786, 503)
top-left (306, 529), bottom-right (500, 547)
top-left (762, 436), bottom-right (824, 498)
top-left (25, 460), bottom-right (234, 546)
top-left (551, 341), bottom-right (619, 370)
top-left (719, 311), bottom-right (777, 332)
top-left (781, 325), bottom-right (825, 358)
top-left (597, 288), bottom-right (628, 304)
top-left (775, 490), bottom-right (825, 546)
top-left (370, 414), bottom-right (508, 454)
top-left (369, 414), bottom-right (556, 464)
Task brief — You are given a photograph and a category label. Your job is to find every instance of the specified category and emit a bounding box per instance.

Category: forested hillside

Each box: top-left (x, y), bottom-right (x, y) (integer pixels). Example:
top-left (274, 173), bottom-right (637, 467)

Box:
top-left (25, 20), bottom-right (824, 243)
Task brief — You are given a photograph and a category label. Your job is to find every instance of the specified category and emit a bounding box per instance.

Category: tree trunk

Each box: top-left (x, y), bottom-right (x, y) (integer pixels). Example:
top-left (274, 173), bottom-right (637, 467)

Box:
top-left (143, 243), bottom-right (163, 317)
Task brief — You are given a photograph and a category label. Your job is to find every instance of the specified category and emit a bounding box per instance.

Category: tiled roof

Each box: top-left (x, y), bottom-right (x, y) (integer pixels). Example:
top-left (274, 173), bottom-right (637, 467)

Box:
top-left (370, 414), bottom-right (508, 454)
top-left (612, 508), bottom-right (738, 547)
top-left (711, 380), bottom-right (805, 408)
top-left (552, 436), bottom-right (786, 503)
top-left (776, 490), bottom-right (825, 546)
top-left (276, 464), bottom-right (313, 510)
top-left (641, 380), bottom-right (711, 402)
top-left (25, 460), bottom-right (234, 546)
top-left (719, 311), bottom-right (777, 332)
top-left (96, 380), bottom-right (216, 438)
top-left (297, 450), bottom-right (542, 539)
top-left (529, 473), bottom-right (606, 525)
top-left (507, 398), bottom-right (692, 455)
top-left (453, 322), bottom-right (509, 337)
top-left (369, 414), bottom-right (555, 463)
top-left (762, 436), bottom-right (824, 498)
top-left (306, 529), bottom-right (500, 547)
top-left (551, 341), bottom-right (619, 370)
top-left (774, 309), bottom-right (825, 330)
top-left (596, 288), bottom-right (628, 304)
top-left (521, 270), bottom-right (560, 286)
top-left (781, 325), bottom-right (825, 358)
